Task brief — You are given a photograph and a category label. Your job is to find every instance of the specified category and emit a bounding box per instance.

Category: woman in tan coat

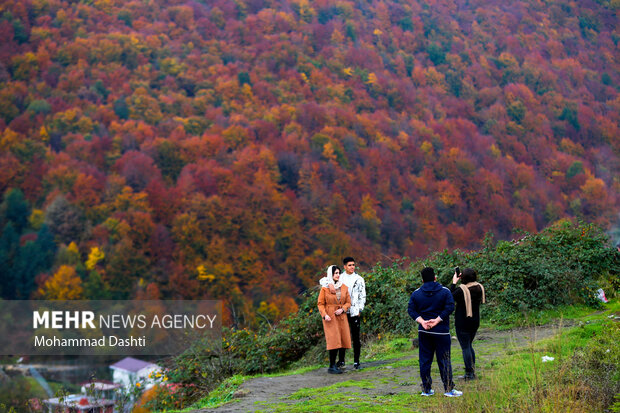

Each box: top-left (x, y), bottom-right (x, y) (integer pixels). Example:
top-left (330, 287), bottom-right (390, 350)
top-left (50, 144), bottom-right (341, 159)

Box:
top-left (317, 265), bottom-right (352, 374)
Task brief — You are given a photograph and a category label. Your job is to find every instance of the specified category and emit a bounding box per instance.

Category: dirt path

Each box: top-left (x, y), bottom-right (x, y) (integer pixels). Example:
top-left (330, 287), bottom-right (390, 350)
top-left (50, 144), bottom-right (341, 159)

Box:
top-left (194, 321), bottom-right (575, 412)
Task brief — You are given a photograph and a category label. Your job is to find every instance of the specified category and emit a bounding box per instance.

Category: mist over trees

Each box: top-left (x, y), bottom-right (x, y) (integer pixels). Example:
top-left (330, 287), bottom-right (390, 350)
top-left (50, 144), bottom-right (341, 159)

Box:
top-left (0, 0), bottom-right (618, 326)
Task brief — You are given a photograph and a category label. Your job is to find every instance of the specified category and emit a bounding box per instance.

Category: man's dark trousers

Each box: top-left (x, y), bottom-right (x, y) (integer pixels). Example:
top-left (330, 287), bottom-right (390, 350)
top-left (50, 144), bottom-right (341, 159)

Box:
top-left (419, 332), bottom-right (454, 392)
top-left (347, 314), bottom-right (361, 364)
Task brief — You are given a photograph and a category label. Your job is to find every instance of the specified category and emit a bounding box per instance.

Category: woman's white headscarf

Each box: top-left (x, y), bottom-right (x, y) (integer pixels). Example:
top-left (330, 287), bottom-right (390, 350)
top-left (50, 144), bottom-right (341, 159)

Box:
top-left (327, 265), bottom-right (343, 289)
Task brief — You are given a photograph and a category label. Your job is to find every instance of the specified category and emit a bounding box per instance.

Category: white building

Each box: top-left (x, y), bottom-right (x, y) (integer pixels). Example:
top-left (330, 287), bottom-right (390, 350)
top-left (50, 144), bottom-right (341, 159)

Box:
top-left (109, 357), bottom-right (161, 390)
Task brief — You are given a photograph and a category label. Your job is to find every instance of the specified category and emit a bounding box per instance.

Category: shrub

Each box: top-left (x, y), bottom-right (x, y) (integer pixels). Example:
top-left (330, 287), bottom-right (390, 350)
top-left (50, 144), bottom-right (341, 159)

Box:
top-left (161, 288), bottom-right (325, 405)
top-left (158, 219), bottom-right (619, 406)
top-left (364, 220), bottom-right (618, 332)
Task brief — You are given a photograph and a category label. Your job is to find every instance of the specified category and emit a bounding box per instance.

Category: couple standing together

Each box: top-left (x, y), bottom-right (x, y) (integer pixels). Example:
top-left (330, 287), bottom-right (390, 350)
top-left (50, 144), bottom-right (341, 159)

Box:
top-left (408, 266), bottom-right (486, 397)
top-left (316, 257), bottom-right (366, 374)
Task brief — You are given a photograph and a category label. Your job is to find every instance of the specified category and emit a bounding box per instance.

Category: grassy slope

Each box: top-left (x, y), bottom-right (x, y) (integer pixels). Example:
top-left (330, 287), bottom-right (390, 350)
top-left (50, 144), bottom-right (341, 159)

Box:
top-left (164, 300), bottom-right (619, 412)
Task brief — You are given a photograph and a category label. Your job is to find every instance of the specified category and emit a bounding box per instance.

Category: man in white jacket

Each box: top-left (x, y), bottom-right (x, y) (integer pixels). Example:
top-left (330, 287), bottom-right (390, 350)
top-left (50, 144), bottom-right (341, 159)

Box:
top-left (320, 256), bottom-right (366, 369)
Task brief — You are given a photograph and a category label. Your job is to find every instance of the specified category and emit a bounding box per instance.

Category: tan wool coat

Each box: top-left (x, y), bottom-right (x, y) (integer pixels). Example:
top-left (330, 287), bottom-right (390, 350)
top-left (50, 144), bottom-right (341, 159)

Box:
top-left (317, 285), bottom-right (352, 350)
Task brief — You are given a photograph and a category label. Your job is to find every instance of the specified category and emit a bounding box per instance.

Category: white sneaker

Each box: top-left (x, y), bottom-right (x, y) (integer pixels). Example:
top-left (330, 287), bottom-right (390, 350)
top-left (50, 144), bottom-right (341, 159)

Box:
top-left (444, 389), bottom-right (463, 397)
top-left (421, 389), bottom-right (434, 396)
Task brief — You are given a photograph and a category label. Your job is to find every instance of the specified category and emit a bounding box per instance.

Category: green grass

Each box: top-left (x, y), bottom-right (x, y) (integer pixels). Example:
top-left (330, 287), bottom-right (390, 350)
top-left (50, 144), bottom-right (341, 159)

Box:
top-left (257, 318), bottom-right (614, 412)
top-left (0, 356), bottom-right (17, 365)
top-left (256, 301), bottom-right (619, 412)
top-left (287, 379), bottom-right (376, 400)
top-left (161, 300), bottom-right (619, 412)
top-left (363, 334), bottom-right (416, 361)
top-left (158, 363), bottom-right (333, 412)
top-left (255, 393), bottom-right (429, 413)
top-left (23, 377), bottom-right (50, 399)
top-left (445, 318), bottom-right (617, 412)
top-left (13, 377), bottom-right (77, 399)
top-left (158, 375), bottom-right (246, 412)
top-left (479, 302), bottom-right (604, 330)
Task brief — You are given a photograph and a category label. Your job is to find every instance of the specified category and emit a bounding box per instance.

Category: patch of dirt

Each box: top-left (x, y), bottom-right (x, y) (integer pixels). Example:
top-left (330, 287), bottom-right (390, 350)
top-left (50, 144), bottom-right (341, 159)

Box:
top-left (193, 320), bottom-right (576, 412)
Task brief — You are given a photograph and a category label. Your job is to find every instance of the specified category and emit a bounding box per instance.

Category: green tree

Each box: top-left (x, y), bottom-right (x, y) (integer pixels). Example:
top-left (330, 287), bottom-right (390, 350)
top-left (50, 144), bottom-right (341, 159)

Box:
top-left (26, 99), bottom-right (51, 116)
top-left (2, 188), bottom-right (30, 232)
top-left (84, 270), bottom-right (113, 299)
top-left (426, 42), bottom-right (446, 65)
top-left (0, 223), bottom-right (18, 298)
top-left (113, 97), bottom-right (129, 119)
top-left (9, 225), bottom-right (55, 299)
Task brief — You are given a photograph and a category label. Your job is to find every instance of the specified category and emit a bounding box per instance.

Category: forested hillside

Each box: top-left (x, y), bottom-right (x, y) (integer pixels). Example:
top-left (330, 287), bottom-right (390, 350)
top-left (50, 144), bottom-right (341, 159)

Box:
top-left (0, 0), bottom-right (618, 325)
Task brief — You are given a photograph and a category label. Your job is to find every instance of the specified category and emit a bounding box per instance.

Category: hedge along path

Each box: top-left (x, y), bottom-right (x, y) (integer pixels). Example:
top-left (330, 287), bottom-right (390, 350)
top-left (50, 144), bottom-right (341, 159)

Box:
top-left (192, 320), bottom-right (576, 413)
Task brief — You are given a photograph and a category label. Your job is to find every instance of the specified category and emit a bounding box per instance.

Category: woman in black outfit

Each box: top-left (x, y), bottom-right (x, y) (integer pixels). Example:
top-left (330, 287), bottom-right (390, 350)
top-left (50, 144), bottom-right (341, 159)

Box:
top-left (451, 268), bottom-right (485, 380)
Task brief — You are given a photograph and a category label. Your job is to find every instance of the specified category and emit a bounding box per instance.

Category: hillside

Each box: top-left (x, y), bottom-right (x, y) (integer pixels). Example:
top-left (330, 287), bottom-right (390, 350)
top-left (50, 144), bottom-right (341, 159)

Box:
top-left (0, 0), bottom-right (619, 324)
top-left (181, 313), bottom-right (619, 412)
top-left (148, 220), bottom-right (619, 409)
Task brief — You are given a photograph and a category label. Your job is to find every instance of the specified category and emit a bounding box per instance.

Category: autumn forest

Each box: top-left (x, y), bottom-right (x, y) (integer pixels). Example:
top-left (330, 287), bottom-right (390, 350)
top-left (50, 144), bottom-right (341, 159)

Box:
top-left (0, 0), bottom-right (618, 326)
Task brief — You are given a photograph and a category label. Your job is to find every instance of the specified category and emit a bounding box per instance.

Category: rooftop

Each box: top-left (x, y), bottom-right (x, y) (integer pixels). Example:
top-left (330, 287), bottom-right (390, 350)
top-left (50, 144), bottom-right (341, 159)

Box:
top-left (80, 381), bottom-right (123, 391)
top-left (43, 394), bottom-right (115, 409)
top-left (110, 357), bottom-right (157, 372)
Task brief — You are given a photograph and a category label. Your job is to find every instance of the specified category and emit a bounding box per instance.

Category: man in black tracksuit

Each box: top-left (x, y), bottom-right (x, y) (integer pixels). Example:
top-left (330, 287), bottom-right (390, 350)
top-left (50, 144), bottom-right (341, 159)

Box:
top-left (408, 267), bottom-right (461, 397)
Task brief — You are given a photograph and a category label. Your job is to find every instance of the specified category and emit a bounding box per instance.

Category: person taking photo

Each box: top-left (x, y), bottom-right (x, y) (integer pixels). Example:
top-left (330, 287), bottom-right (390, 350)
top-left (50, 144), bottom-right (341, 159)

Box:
top-left (451, 267), bottom-right (486, 380)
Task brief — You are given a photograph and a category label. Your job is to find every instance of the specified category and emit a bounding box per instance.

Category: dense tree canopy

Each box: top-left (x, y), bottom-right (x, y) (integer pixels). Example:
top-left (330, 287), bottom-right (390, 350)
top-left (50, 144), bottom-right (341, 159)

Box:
top-left (0, 0), bottom-right (618, 326)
